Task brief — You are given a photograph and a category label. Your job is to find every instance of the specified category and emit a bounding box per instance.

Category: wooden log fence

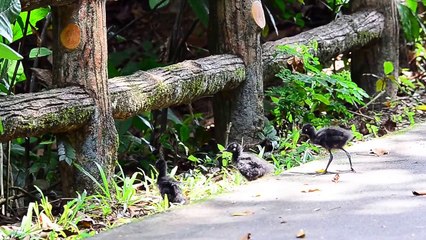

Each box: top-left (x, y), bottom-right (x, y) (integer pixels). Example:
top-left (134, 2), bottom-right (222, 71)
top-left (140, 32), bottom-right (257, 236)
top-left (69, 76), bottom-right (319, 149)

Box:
top-left (0, 10), bottom-right (384, 142)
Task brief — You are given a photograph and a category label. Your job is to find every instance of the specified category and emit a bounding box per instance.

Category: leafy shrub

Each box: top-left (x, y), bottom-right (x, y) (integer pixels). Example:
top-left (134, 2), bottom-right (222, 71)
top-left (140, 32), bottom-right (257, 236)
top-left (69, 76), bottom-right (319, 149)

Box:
top-left (266, 43), bottom-right (369, 129)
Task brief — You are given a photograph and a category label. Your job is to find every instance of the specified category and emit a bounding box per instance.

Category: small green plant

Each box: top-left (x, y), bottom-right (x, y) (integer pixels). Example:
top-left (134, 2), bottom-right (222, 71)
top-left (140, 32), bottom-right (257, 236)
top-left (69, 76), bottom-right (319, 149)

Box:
top-left (375, 61), bottom-right (423, 97)
top-left (0, 118), bottom-right (3, 134)
top-left (404, 107), bottom-right (416, 126)
top-left (1, 186), bottom-right (95, 239)
top-left (217, 144), bottom-right (233, 167)
top-left (258, 120), bottom-right (280, 150)
top-left (269, 128), bottom-right (318, 174)
top-left (267, 42), bottom-right (368, 129)
top-left (180, 167), bottom-right (243, 202)
top-left (76, 162), bottom-right (147, 217)
top-left (366, 123), bottom-right (379, 137)
top-left (325, 0), bottom-right (350, 14)
top-left (351, 124), bottom-right (363, 141)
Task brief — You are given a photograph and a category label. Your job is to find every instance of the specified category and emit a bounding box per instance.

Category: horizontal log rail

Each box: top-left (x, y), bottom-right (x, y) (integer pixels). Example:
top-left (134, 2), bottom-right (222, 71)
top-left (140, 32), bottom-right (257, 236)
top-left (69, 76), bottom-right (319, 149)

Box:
top-left (0, 10), bottom-right (384, 142)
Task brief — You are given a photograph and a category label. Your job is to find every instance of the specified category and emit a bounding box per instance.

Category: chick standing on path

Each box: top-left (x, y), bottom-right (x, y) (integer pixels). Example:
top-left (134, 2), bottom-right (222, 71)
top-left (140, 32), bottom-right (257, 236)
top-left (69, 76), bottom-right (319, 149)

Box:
top-left (155, 159), bottom-right (186, 204)
top-left (226, 142), bottom-right (274, 181)
top-left (301, 124), bottom-right (354, 174)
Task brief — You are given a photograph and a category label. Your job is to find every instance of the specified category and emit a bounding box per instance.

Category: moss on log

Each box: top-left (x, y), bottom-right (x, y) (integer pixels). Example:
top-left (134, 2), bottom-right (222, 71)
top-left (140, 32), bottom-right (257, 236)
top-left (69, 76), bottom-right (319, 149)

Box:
top-left (110, 54), bottom-right (245, 119)
top-left (0, 87), bottom-right (94, 141)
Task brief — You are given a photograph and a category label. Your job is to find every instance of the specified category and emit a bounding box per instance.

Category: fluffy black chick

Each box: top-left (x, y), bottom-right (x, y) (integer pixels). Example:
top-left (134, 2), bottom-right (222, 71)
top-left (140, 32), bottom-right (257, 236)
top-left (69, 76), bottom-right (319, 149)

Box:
top-left (155, 159), bottom-right (186, 204)
top-left (302, 124), bottom-right (354, 173)
top-left (226, 142), bottom-right (274, 181)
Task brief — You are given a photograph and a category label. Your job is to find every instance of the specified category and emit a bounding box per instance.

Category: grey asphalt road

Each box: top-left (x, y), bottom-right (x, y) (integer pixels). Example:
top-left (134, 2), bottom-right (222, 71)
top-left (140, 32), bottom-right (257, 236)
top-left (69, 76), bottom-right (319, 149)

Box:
top-left (91, 122), bottom-right (426, 240)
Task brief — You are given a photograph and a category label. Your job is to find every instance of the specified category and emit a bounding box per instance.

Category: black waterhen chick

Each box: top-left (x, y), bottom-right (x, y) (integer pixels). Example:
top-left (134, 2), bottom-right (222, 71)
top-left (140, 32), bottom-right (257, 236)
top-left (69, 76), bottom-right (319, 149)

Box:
top-left (226, 142), bottom-right (274, 181)
top-left (302, 124), bottom-right (354, 173)
top-left (155, 159), bottom-right (186, 204)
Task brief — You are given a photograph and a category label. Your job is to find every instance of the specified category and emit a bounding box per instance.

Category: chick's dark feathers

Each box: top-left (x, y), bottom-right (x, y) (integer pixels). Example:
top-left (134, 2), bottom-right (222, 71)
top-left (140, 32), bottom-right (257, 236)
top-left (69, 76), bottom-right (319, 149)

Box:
top-left (302, 124), bottom-right (354, 173)
top-left (226, 142), bottom-right (274, 181)
top-left (155, 159), bottom-right (186, 204)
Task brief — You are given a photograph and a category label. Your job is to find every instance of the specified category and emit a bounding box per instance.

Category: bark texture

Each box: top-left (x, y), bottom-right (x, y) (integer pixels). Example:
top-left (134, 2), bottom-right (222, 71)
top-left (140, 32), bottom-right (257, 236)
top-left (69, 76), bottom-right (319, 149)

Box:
top-left (210, 0), bottom-right (264, 146)
top-left (53, 0), bottom-right (117, 195)
top-left (110, 54), bottom-right (245, 119)
top-left (350, 0), bottom-right (399, 104)
top-left (0, 11), bottom-right (384, 143)
top-left (0, 87), bottom-right (93, 141)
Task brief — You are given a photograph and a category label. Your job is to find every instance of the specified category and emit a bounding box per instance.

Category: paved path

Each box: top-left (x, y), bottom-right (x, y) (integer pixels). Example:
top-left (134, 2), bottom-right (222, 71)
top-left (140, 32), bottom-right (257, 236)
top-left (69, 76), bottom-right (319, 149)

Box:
top-left (92, 122), bottom-right (426, 240)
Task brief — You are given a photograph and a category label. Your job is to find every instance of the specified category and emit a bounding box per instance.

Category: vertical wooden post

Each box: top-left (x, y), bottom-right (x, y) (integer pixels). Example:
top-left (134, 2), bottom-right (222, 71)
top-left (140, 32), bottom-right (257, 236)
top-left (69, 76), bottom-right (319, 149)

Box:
top-left (52, 0), bottom-right (118, 195)
top-left (209, 0), bottom-right (264, 147)
top-left (351, 0), bottom-right (399, 106)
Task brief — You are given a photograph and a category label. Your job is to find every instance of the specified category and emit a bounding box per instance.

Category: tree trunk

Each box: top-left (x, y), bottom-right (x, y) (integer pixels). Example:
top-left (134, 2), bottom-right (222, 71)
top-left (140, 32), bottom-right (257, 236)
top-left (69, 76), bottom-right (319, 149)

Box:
top-left (209, 0), bottom-right (264, 147)
top-left (52, 0), bottom-right (117, 195)
top-left (350, 0), bottom-right (399, 107)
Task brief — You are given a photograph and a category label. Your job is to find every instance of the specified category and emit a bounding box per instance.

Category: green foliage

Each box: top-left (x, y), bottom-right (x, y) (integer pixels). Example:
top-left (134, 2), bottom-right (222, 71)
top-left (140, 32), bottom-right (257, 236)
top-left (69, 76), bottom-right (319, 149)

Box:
top-left (376, 60), bottom-right (423, 96)
top-left (1, 203), bottom-right (39, 238)
top-left (0, 0), bottom-right (21, 42)
top-left (0, 5), bottom-right (50, 95)
top-left (264, 43), bottom-right (370, 174)
top-left (267, 43), bottom-right (368, 128)
top-left (258, 119), bottom-right (280, 148)
top-left (78, 162), bottom-right (154, 217)
top-left (1, 187), bottom-right (95, 239)
top-left (12, 7), bottom-right (50, 42)
top-left (269, 127), bottom-right (318, 174)
top-left (181, 168), bottom-right (244, 201)
top-left (404, 107), bottom-right (416, 126)
top-left (29, 47), bottom-right (52, 59)
top-left (398, 1), bottom-right (425, 43)
top-left (149, 0), bottom-right (170, 9)
top-left (115, 110), bottom-right (213, 174)
top-left (0, 118), bottom-right (3, 133)
top-left (108, 43), bottom-right (165, 77)
top-left (325, 0), bottom-right (350, 14)
top-left (217, 144), bottom-right (232, 167)
top-left (57, 138), bottom-right (76, 165)
top-left (351, 124), bottom-right (364, 141)
top-left (0, 43), bottom-right (23, 60)
top-left (188, 0), bottom-right (209, 27)
top-left (268, 0), bottom-right (305, 27)
top-left (383, 61), bottom-right (394, 75)
top-left (366, 123), bottom-right (379, 138)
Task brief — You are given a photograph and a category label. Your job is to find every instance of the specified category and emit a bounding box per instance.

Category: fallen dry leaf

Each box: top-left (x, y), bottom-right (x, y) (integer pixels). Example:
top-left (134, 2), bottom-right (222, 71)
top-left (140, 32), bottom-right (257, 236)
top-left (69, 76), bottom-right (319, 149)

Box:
top-left (302, 188), bottom-right (320, 193)
top-left (296, 229), bottom-right (306, 238)
top-left (39, 212), bottom-right (62, 231)
top-left (231, 210), bottom-right (254, 216)
top-left (370, 148), bottom-right (390, 156)
top-left (287, 56), bottom-right (305, 73)
top-left (416, 105), bottom-right (426, 111)
top-left (412, 191), bottom-right (426, 196)
top-left (332, 173), bottom-right (340, 183)
top-left (315, 169), bottom-right (326, 174)
top-left (240, 233), bottom-right (251, 240)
